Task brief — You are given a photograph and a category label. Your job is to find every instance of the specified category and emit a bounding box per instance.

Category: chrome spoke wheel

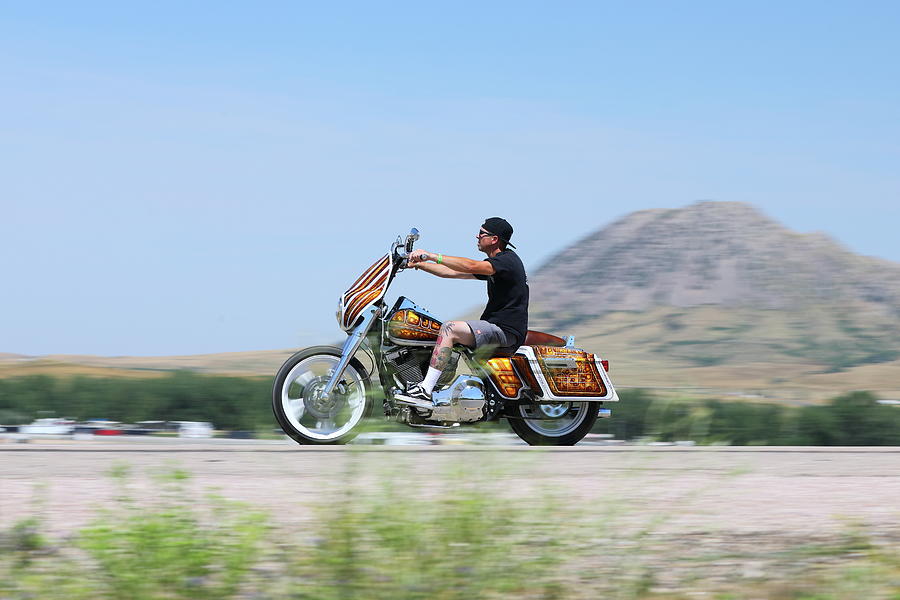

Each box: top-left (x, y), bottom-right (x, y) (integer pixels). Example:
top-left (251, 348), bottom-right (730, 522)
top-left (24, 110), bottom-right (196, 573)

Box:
top-left (279, 354), bottom-right (367, 442)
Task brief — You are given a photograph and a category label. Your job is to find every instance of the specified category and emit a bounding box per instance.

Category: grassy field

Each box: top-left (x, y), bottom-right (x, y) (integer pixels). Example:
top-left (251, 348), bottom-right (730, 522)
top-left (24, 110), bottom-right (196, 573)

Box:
top-left (6, 341), bottom-right (900, 405)
top-left (8, 301), bottom-right (900, 405)
top-left (0, 349), bottom-right (297, 379)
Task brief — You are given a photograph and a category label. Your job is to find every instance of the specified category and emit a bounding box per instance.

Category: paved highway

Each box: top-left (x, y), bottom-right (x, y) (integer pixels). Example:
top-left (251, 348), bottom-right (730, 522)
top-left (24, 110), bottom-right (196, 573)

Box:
top-left (3, 439), bottom-right (900, 541)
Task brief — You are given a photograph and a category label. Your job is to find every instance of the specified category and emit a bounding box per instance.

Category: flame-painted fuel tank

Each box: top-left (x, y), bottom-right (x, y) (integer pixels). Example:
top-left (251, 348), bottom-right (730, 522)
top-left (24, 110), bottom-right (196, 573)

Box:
top-left (387, 297), bottom-right (443, 345)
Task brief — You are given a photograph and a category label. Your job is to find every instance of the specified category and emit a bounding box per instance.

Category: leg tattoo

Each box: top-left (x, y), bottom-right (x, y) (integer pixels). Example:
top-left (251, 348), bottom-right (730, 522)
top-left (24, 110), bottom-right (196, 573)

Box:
top-left (432, 347), bottom-right (453, 371)
top-left (429, 323), bottom-right (456, 369)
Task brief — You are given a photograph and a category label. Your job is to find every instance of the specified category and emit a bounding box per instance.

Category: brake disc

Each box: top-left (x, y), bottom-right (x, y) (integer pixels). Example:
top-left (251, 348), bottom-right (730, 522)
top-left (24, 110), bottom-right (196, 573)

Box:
top-left (303, 376), bottom-right (349, 420)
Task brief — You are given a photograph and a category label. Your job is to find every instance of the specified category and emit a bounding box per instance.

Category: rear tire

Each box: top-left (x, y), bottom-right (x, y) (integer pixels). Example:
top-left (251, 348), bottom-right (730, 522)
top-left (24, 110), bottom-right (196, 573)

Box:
top-left (273, 346), bottom-right (372, 445)
top-left (508, 402), bottom-right (599, 446)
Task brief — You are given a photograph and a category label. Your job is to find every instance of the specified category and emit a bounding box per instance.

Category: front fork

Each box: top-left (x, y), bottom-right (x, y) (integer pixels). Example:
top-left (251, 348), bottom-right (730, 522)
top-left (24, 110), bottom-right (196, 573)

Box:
top-left (320, 306), bottom-right (379, 398)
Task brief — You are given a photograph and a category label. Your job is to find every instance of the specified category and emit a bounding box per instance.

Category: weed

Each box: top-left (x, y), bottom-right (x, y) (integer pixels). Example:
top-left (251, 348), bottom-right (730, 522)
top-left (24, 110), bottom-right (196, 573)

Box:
top-left (288, 454), bottom-right (567, 599)
top-left (0, 465), bottom-right (269, 600)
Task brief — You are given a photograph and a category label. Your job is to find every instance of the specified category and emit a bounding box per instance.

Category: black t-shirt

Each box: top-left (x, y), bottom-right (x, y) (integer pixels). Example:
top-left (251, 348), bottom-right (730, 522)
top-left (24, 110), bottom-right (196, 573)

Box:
top-left (474, 250), bottom-right (529, 346)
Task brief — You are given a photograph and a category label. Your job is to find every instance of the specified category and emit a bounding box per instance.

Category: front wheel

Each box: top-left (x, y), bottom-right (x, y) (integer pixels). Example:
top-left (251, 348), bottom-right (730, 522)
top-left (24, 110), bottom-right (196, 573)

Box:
top-left (273, 346), bottom-right (373, 445)
top-left (508, 401), bottom-right (599, 446)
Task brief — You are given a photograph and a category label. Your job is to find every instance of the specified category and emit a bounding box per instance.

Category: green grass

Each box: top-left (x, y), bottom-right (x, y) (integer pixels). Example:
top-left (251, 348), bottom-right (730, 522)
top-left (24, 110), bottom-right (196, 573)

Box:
top-left (285, 456), bottom-right (567, 600)
top-left (1, 465), bottom-right (268, 600)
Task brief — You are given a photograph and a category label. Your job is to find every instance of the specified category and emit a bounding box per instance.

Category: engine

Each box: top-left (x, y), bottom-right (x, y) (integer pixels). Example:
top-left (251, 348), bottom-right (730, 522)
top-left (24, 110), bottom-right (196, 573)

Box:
top-left (383, 347), bottom-right (484, 423)
top-left (430, 376), bottom-right (485, 423)
top-left (383, 347), bottom-right (458, 388)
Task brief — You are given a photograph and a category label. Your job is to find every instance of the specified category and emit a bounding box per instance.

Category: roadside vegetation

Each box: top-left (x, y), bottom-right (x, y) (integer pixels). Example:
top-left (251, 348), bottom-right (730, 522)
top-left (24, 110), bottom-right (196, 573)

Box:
top-left (0, 372), bottom-right (271, 432)
top-left (3, 373), bottom-right (900, 444)
top-left (595, 389), bottom-right (900, 445)
top-left (2, 463), bottom-right (900, 599)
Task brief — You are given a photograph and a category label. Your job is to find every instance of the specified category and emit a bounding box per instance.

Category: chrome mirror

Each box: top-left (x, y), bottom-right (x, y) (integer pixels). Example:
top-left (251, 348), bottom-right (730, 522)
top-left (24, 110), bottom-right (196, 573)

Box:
top-left (406, 227), bottom-right (420, 252)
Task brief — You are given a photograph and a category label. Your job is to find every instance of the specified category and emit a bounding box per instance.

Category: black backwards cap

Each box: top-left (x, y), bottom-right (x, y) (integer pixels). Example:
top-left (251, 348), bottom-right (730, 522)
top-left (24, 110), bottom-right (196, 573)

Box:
top-left (482, 217), bottom-right (516, 249)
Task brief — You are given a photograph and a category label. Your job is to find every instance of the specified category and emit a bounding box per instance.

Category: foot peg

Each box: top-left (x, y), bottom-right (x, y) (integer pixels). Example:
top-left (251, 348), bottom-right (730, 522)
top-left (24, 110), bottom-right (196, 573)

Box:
top-left (392, 377), bottom-right (486, 423)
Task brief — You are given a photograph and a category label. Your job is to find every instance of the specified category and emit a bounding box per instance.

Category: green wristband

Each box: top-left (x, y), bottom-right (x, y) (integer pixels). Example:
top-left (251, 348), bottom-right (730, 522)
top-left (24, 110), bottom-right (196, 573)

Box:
top-left (437, 254), bottom-right (443, 264)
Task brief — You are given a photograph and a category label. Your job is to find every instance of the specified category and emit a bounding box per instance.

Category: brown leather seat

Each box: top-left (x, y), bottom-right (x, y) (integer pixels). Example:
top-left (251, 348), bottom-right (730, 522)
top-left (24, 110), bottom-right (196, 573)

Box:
top-left (485, 330), bottom-right (567, 359)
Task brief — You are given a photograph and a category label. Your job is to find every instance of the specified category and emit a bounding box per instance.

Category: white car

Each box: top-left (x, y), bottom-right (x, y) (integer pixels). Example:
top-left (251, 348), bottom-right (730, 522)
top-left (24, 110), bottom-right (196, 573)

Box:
top-left (177, 421), bottom-right (214, 438)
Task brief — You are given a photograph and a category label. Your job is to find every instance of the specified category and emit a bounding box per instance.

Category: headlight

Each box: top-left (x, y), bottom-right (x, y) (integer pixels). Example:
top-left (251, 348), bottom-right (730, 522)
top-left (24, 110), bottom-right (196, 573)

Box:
top-left (335, 297), bottom-right (344, 327)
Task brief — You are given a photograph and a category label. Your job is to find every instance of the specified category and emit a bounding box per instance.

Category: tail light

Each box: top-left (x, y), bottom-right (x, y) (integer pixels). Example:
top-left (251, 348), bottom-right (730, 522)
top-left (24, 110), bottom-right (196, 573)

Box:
top-left (601, 359), bottom-right (609, 372)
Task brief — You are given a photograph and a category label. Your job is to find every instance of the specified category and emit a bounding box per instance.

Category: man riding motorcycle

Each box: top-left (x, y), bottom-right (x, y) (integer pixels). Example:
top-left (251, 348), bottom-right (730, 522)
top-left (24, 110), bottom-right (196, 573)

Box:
top-left (396, 217), bottom-right (529, 405)
top-left (274, 223), bottom-right (617, 446)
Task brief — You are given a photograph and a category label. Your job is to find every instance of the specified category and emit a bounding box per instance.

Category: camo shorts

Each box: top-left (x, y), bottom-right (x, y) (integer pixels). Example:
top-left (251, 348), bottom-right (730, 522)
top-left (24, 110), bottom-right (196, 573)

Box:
top-left (464, 320), bottom-right (516, 351)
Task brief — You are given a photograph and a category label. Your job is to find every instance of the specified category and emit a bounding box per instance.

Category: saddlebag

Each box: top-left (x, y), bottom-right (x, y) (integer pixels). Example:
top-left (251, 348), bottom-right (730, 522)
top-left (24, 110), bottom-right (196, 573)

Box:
top-left (510, 345), bottom-right (614, 401)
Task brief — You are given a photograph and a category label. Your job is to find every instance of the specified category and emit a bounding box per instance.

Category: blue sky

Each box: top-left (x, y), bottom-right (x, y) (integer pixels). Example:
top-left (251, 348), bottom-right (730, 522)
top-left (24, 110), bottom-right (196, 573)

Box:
top-left (2, 1), bottom-right (899, 356)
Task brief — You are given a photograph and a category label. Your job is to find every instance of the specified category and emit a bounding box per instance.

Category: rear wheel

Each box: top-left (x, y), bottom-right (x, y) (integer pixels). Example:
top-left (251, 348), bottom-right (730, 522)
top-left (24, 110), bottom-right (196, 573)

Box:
top-left (508, 401), bottom-right (599, 446)
top-left (273, 346), bottom-right (372, 445)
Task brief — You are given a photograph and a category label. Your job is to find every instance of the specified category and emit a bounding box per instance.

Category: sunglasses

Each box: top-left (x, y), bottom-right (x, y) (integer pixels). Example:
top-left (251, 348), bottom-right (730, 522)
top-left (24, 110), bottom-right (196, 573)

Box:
top-left (477, 230), bottom-right (496, 239)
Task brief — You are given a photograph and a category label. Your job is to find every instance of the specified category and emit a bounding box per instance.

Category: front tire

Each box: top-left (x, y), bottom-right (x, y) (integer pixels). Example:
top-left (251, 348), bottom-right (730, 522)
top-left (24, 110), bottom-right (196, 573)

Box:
top-left (273, 346), bottom-right (372, 445)
top-left (508, 402), bottom-right (599, 446)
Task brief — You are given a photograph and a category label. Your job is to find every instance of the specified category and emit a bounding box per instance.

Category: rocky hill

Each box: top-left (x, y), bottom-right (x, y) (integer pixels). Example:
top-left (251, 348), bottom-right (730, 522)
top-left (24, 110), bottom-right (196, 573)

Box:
top-left (528, 202), bottom-right (900, 397)
top-left (532, 202), bottom-right (900, 316)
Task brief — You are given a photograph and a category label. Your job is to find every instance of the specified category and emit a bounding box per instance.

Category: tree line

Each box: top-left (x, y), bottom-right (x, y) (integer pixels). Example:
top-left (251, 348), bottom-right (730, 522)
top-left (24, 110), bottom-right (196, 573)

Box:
top-left (594, 389), bottom-right (900, 445)
top-left (2, 372), bottom-right (899, 444)
top-left (0, 372), bottom-right (271, 432)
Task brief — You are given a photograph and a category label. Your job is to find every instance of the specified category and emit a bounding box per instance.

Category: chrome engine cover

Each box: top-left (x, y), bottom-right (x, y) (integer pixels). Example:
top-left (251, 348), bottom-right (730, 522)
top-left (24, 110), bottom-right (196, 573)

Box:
top-left (427, 375), bottom-right (485, 423)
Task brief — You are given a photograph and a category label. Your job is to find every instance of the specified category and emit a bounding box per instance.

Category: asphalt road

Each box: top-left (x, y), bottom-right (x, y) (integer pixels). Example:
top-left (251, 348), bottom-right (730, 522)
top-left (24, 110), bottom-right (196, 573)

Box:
top-left (3, 440), bottom-right (899, 540)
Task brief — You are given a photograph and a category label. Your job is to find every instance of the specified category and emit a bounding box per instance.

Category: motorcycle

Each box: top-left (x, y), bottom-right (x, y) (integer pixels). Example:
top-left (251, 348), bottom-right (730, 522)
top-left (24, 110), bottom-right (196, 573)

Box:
top-left (273, 228), bottom-right (619, 446)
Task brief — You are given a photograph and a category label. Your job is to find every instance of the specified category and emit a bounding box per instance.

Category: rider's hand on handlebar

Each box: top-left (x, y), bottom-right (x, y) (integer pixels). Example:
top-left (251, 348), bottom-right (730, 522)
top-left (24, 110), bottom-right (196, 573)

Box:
top-left (408, 249), bottom-right (430, 264)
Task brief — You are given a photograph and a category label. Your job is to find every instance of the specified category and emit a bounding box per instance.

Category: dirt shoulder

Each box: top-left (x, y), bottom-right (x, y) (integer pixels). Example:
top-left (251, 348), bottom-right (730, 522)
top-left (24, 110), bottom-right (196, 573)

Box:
top-left (3, 443), bottom-right (898, 536)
